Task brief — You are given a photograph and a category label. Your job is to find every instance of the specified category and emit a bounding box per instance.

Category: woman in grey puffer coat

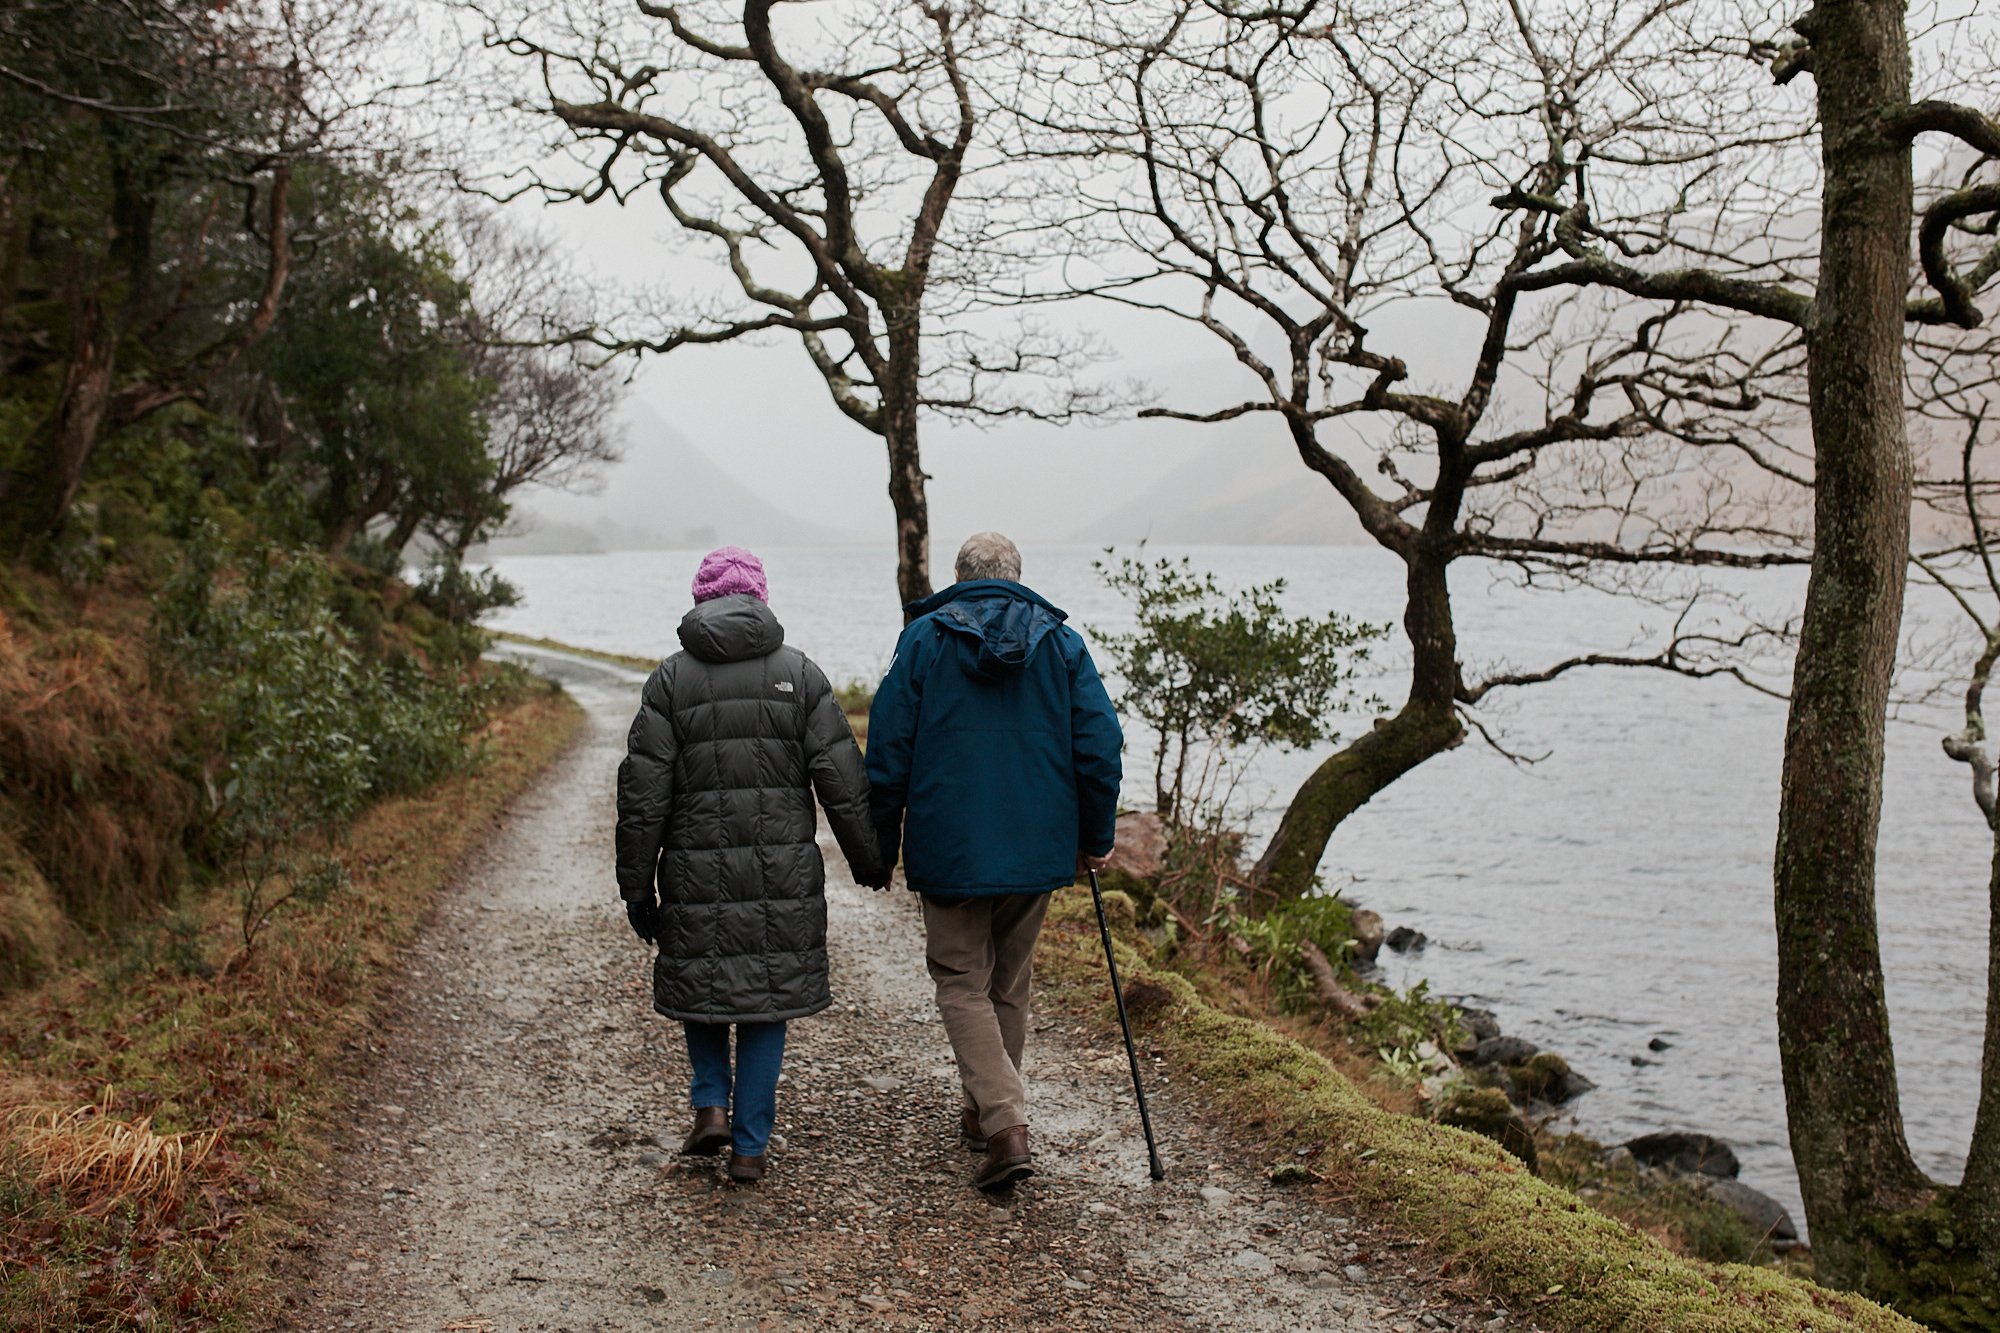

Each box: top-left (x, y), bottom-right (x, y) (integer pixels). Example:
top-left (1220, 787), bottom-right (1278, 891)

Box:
top-left (615, 547), bottom-right (885, 1182)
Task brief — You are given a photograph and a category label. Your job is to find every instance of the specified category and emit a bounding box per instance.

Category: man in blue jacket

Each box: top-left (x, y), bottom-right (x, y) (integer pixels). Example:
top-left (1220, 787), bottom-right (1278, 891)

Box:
top-left (867, 532), bottom-right (1123, 1191)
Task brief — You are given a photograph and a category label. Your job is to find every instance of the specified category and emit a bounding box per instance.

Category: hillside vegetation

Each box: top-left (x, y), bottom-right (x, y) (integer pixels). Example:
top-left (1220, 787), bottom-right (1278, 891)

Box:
top-left (0, 3), bottom-right (621, 1323)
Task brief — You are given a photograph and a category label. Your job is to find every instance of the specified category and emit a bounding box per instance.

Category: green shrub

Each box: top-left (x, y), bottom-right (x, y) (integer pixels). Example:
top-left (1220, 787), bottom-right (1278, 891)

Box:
top-left (156, 527), bottom-right (486, 949)
top-left (833, 677), bottom-right (875, 714)
top-left (1357, 979), bottom-right (1466, 1055)
top-left (1233, 893), bottom-right (1360, 1012)
top-left (1094, 550), bottom-right (1387, 827)
top-left (413, 555), bottom-right (520, 626)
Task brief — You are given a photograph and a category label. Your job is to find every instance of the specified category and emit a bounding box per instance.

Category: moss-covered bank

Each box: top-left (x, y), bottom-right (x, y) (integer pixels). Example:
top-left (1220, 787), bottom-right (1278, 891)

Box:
top-left (1036, 888), bottom-right (1925, 1333)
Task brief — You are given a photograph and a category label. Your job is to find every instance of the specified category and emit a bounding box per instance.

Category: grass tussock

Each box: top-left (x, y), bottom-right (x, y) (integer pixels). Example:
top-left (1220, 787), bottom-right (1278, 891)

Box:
top-left (5, 1086), bottom-right (221, 1214)
top-left (1037, 889), bottom-right (1925, 1333)
top-left (0, 684), bottom-right (583, 1329)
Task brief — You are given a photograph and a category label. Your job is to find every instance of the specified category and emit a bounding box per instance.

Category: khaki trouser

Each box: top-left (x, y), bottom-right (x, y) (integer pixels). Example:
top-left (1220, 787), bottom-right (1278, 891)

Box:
top-left (921, 892), bottom-right (1052, 1138)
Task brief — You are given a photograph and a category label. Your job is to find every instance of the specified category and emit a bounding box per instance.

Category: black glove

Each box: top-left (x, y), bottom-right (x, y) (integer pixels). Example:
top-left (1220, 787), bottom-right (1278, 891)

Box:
top-left (857, 866), bottom-right (893, 892)
top-left (625, 898), bottom-right (660, 944)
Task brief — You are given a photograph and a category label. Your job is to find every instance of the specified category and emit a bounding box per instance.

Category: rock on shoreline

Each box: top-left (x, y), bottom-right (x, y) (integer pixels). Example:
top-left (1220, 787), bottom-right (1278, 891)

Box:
top-left (1610, 1133), bottom-right (1800, 1249)
top-left (1372, 905), bottom-right (1798, 1254)
top-left (1622, 1131), bottom-right (1740, 1179)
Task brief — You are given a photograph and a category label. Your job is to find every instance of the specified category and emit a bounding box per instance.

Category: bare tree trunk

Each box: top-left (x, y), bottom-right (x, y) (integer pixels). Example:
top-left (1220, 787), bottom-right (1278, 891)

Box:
top-left (2, 281), bottom-right (119, 546)
top-left (1253, 544), bottom-right (1464, 898)
top-left (42, 302), bottom-right (118, 527)
top-left (1298, 938), bottom-right (1378, 1019)
top-left (323, 514), bottom-right (363, 560)
top-left (325, 469), bottom-right (398, 559)
top-left (883, 319), bottom-right (932, 611)
top-left (1963, 834), bottom-right (2000, 1265)
top-left (1772, 0), bottom-right (1934, 1288)
top-left (885, 412), bottom-right (931, 610)
top-left (385, 507), bottom-right (424, 557)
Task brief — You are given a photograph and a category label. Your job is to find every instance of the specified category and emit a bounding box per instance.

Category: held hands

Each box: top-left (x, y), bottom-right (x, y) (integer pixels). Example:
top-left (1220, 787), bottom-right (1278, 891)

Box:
top-left (625, 897), bottom-right (660, 945)
top-left (856, 865), bottom-right (894, 892)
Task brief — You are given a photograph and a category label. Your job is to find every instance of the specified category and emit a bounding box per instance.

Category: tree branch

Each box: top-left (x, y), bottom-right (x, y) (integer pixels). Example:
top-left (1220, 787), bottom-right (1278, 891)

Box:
top-left (1501, 249), bottom-right (1814, 328)
top-left (1908, 181), bottom-right (2000, 329)
top-left (1460, 629), bottom-right (1791, 705)
top-left (1885, 100), bottom-right (2000, 157)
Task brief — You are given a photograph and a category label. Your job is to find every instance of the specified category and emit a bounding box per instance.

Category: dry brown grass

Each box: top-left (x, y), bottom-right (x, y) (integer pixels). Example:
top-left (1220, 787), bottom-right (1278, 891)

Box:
top-left (4, 1085), bottom-right (220, 1214)
top-left (0, 573), bottom-right (197, 941)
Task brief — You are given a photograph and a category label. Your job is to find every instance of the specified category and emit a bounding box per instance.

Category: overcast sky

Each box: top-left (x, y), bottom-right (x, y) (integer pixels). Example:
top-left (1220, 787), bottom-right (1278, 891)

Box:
top-left (430, 0), bottom-right (1411, 552)
top-left (506, 184), bottom-right (1292, 547)
top-left (429, 0), bottom-right (1868, 556)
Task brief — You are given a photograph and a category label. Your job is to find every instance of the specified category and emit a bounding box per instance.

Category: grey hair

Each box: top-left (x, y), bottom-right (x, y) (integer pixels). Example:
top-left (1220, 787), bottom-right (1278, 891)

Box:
top-left (955, 531), bottom-right (1022, 582)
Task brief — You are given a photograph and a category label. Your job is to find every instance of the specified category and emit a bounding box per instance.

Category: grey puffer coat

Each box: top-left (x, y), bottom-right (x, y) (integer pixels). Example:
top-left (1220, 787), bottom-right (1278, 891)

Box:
top-left (615, 595), bottom-right (882, 1023)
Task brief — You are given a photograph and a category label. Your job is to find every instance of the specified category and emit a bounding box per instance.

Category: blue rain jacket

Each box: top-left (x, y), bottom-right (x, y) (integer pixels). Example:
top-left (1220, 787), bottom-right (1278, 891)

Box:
top-left (866, 580), bottom-right (1123, 897)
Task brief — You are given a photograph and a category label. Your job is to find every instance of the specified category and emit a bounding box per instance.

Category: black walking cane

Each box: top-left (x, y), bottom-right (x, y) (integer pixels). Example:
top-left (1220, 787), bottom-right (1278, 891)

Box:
top-left (1087, 866), bottom-right (1167, 1181)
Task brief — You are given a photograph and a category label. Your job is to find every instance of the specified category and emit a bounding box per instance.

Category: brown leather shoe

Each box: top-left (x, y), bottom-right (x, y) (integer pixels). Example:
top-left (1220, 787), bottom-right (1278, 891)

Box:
top-left (726, 1151), bottom-right (767, 1183)
top-left (681, 1106), bottom-right (730, 1157)
top-left (974, 1124), bottom-right (1032, 1192)
top-left (959, 1107), bottom-right (987, 1152)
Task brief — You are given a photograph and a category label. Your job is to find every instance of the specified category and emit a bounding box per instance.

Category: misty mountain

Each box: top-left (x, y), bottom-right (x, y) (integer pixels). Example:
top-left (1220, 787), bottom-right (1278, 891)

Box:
top-left (477, 401), bottom-right (864, 556)
top-left (1076, 439), bottom-right (1367, 546)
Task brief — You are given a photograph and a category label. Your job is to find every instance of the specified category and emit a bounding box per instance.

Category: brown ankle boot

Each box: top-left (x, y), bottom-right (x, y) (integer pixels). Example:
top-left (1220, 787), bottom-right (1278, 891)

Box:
top-left (727, 1151), bottom-right (767, 1183)
top-left (959, 1107), bottom-right (987, 1152)
top-left (974, 1124), bottom-right (1032, 1191)
top-left (681, 1106), bottom-right (730, 1157)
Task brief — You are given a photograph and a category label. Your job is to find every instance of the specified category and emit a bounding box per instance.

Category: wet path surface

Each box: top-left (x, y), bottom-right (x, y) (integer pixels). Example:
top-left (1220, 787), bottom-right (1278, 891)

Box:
top-left (276, 649), bottom-right (1510, 1333)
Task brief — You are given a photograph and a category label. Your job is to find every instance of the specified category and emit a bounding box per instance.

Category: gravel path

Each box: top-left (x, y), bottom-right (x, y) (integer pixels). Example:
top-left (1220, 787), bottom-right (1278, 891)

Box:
top-left (274, 648), bottom-right (1516, 1333)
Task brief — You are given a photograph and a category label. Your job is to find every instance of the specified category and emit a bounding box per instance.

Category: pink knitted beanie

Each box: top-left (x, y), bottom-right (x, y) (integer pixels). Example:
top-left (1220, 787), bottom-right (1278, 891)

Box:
top-left (691, 546), bottom-right (769, 604)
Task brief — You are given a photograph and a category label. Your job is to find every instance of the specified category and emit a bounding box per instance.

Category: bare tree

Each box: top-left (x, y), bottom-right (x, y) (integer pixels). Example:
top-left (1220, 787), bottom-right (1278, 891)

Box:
top-left (1028, 0), bottom-right (2000, 1299)
top-left (1019, 0), bottom-right (1811, 900)
top-left (473, 0), bottom-right (1109, 607)
top-left (1905, 304), bottom-right (2000, 1305)
top-left (422, 210), bottom-right (626, 557)
top-left (1472, 0), bottom-right (2000, 1295)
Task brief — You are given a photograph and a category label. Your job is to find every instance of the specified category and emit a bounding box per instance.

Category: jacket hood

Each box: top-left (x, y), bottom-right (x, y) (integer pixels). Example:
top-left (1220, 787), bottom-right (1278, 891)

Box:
top-left (907, 580), bottom-right (1068, 682)
top-left (677, 594), bottom-right (786, 664)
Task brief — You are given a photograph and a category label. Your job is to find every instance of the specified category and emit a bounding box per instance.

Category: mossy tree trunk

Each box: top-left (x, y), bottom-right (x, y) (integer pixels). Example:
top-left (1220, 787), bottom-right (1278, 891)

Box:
top-left (1252, 527), bottom-right (1465, 899)
top-left (9, 285), bottom-right (119, 546)
top-left (1772, 0), bottom-right (1936, 1289)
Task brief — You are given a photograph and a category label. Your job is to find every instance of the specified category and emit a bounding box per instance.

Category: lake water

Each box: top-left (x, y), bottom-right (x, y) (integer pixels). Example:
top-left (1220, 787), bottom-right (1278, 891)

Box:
top-left (487, 544), bottom-right (1990, 1227)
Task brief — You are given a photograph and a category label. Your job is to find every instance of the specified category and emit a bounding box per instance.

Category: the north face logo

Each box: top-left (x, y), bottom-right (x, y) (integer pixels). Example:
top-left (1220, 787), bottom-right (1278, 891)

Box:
top-left (774, 681), bottom-right (795, 693)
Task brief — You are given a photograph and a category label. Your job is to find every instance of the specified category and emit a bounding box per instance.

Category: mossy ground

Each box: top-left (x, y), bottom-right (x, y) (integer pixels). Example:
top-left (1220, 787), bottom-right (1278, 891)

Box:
top-left (0, 684), bottom-right (583, 1329)
top-left (1091, 866), bottom-right (1816, 1271)
top-left (1035, 888), bottom-right (1926, 1333)
top-left (1537, 1134), bottom-right (1765, 1266)
top-left (491, 629), bottom-right (660, 673)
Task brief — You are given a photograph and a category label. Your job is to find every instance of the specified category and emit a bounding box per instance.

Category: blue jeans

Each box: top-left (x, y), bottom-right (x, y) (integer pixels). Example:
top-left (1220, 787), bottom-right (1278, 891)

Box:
top-left (682, 1020), bottom-right (788, 1157)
